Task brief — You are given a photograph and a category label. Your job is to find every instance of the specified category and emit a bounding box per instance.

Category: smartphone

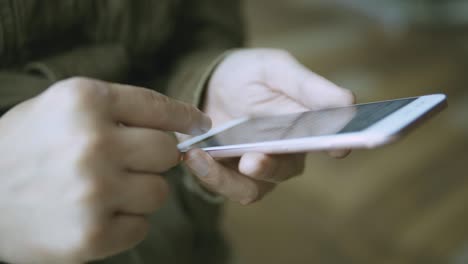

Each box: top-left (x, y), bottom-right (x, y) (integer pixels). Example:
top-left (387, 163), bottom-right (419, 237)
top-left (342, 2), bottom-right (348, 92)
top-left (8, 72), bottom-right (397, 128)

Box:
top-left (178, 94), bottom-right (447, 158)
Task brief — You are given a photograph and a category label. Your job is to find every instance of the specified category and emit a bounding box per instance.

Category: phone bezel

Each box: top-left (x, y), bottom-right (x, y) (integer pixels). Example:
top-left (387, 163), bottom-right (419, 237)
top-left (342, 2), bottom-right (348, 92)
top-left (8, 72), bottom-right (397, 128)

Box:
top-left (178, 94), bottom-right (447, 158)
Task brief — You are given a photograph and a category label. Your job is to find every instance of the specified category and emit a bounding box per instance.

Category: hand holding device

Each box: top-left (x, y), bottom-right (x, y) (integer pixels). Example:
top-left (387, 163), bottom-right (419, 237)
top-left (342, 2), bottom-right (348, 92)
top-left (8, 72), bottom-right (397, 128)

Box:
top-left (184, 48), bottom-right (355, 205)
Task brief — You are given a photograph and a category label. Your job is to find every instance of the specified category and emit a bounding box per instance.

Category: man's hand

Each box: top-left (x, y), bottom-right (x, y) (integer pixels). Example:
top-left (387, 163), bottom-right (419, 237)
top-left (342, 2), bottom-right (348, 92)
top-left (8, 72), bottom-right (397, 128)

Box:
top-left (0, 77), bottom-right (211, 264)
top-left (184, 48), bottom-right (355, 204)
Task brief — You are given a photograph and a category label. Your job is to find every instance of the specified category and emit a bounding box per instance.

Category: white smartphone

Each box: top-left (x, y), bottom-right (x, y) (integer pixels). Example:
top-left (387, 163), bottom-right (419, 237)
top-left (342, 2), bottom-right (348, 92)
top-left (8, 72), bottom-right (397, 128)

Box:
top-left (178, 94), bottom-right (447, 158)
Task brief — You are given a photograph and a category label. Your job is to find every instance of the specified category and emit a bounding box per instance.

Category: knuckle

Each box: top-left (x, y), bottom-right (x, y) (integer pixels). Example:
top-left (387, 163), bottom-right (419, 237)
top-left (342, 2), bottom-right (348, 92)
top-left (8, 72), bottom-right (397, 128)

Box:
top-left (46, 77), bottom-right (110, 109)
top-left (272, 49), bottom-right (293, 60)
top-left (72, 133), bottom-right (113, 191)
top-left (79, 131), bottom-right (110, 161)
top-left (47, 77), bottom-right (92, 97)
top-left (261, 48), bottom-right (294, 63)
top-left (75, 171), bottom-right (109, 212)
top-left (255, 48), bottom-right (292, 59)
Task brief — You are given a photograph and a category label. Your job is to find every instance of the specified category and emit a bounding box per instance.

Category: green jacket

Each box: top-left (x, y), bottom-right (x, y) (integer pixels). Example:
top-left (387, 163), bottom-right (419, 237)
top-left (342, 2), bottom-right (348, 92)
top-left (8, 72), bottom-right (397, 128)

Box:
top-left (0, 0), bottom-right (244, 263)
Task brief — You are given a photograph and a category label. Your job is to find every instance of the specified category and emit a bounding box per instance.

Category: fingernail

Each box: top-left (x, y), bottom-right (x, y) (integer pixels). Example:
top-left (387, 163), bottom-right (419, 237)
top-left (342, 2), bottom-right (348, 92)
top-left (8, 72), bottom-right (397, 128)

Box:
top-left (200, 114), bottom-right (212, 133)
top-left (191, 114), bottom-right (212, 135)
top-left (185, 150), bottom-right (210, 177)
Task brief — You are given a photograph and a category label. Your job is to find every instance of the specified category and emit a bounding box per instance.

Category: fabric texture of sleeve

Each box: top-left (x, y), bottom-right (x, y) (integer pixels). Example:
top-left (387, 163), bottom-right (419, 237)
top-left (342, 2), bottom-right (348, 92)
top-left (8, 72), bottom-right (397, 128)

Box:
top-left (165, 1), bottom-right (244, 203)
top-left (159, 0), bottom-right (245, 203)
top-left (0, 72), bottom-right (52, 116)
top-left (160, 1), bottom-right (245, 263)
top-left (0, 44), bottom-right (130, 116)
top-left (164, 0), bottom-right (245, 106)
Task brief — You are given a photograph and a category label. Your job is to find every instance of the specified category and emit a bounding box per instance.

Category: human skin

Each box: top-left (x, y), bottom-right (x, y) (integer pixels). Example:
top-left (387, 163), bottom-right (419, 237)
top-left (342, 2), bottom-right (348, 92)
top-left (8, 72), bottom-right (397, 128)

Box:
top-left (184, 48), bottom-right (355, 205)
top-left (0, 48), bottom-right (354, 263)
top-left (0, 78), bottom-right (211, 264)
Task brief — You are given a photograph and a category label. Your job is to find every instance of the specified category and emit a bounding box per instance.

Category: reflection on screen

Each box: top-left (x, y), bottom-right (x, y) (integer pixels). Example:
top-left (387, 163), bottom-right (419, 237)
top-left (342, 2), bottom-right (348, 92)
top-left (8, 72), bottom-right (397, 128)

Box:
top-left (190, 98), bottom-right (416, 148)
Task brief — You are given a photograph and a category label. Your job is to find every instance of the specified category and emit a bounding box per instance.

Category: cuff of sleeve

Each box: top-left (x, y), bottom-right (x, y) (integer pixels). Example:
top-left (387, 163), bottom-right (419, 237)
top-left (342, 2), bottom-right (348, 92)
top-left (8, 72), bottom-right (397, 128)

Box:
top-left (182, 165), bottom-right (225, 204)
top-left (24, 44), bottom-right (130, 83)
top-left (166, 49), bottom-right (236, 107)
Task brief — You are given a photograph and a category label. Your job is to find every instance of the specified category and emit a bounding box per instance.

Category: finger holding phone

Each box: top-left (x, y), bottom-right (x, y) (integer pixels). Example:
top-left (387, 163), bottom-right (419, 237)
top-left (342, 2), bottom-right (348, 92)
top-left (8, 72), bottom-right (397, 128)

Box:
top-left (0, 77), bottom-right (211, 263)
top-left (184, 48), bottom-right (355, 205)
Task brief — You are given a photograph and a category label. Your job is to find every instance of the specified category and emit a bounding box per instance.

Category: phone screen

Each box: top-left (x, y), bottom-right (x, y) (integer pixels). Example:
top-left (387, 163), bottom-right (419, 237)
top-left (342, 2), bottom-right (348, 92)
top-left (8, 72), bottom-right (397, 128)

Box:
top-left (188, 98), bottom-right (416, 149)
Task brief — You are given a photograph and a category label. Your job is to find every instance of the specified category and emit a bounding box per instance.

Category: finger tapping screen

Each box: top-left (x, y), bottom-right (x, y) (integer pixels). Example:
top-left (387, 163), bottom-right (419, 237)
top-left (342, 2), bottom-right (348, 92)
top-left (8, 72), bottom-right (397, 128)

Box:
top-left (191, 98), bottom-right (416, 148)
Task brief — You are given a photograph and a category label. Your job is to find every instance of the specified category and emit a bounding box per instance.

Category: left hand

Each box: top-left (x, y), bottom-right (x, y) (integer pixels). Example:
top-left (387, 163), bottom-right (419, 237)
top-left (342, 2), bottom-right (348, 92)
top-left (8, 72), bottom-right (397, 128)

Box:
top-left (184, 48), bottom-right (355, 205)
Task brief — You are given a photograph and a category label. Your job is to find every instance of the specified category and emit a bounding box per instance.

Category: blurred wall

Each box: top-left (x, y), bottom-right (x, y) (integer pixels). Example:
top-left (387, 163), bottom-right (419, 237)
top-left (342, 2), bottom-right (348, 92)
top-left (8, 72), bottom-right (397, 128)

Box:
top-left (223, 1), bottom-right (468, 263)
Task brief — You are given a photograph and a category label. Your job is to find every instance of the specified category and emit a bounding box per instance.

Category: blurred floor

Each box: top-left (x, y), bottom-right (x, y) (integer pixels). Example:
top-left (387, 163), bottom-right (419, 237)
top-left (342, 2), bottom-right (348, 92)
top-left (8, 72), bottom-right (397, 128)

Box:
top-left (223, 1), bottom-right (468, 263)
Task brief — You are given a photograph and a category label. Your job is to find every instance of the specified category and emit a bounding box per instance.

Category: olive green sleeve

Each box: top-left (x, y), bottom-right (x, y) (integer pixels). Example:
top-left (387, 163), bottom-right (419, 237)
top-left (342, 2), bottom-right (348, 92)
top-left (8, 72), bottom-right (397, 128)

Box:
top-left (164, 0), bottom-right (245, 106)
top-left (161, 0), bottom-right (245, 202)
top-left (0, 44), bottom-right (130, 116)
top-left (160, 0), bottom-right (245, 202)
top-left (161, 2), bottom-right (244, 263)
top-left (0, 72), bottom-right (52, 115)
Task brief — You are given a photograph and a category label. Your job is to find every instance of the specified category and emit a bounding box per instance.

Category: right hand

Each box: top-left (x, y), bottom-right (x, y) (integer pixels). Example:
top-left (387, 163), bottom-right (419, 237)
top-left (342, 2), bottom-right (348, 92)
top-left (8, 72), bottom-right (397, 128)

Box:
top-left (0, 77), bottom-right (211, 264)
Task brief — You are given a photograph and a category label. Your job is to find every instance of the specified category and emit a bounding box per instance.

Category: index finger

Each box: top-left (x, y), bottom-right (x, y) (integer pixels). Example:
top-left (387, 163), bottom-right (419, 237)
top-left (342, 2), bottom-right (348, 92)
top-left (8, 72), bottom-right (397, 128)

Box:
top-left (108, 83), bottom-right (211, 135)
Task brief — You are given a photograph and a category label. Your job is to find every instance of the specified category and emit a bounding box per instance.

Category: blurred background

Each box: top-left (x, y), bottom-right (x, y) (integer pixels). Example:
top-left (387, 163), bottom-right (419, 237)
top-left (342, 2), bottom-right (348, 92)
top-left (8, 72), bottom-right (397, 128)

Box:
top-left (223, 1), bottom-right (468, 263)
